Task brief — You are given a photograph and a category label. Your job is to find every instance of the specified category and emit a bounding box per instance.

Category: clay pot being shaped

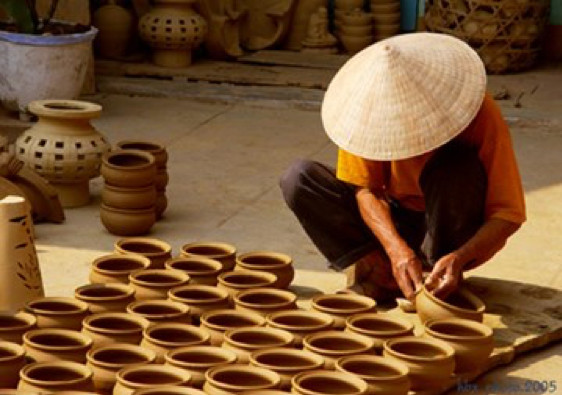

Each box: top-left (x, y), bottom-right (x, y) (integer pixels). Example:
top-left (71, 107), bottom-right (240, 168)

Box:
top-left (383, 336), bottom-right (455, 391)
top-left (100, 204), bottom-right (156, 237)
top-left (415, 285), bottom-right (485, 323)
top-left (203, 365), bottom-right (281, 395)
top-left (234, 288), bottom-right (297, 318)
top-left (168, 285), bottom-right (230, 324)
top-left (129, 269), bottom-right (190, 301)
top-left (141, 323), bottom-right (210, 363)
top-left (181, 242), bottom-right (237, 272)
top-left (127, 300), bottom-right (191, 326)
top-left (23, 328), bottom-right (92, 363)
top-left (0, 312), bottom-right (36, 344)
top-left (0, 341), bottom-right (26, 388)
top-left (302, 331), bottom-right (375, 370)
top-left (200, 309), bottom-right (266, 346)
top-left (266, 310), bottom-right (335, 347)
top-left (116, 141), bottom-right (168, 169)
top-left (25, 297), bottom-right (89, 330)
top-left (115, 238), bottom-right (172, 269)
top-left (222, 327), bottom-right (294, 364)
top-left (75, 283), bottom-right (135, 314)
top-left (311, 294), bottom-right (377, 329)
top-left (218, 270), bottom-right (277, 300)
top-left (335, 355), bottom-right (410, 395)
top-left (345, 313), bottom-right (414, 350)
top-left (101, 184), bottom-right (157, 210)
top-left (101, 150), bottom-right (156, 189)
top-left (134, 387), bottom-right (206, 395)
top-left (115, 365), bottom-right (191, 395)
top-left (235, 251), bottom-right (294, 289)
top-left (165, 346), bottom-right (237, 388)
top-left (93, 0), bottom-right (135, 59)
top-left (291, 370), bottom-right (368, 395)
top-left (82, 312), bottom-right (150, 349)
top-left (90, 253), bottom-right (151, 284)
top-left (17, 361), bottom-right (95, 393)
top-left (424, 318), bottom-right (494, 374)
top-left (165, 257), bottom-right (223, 286)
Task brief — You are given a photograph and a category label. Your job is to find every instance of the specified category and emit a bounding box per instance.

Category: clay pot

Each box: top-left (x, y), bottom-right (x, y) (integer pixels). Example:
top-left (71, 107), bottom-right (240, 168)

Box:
top-left (0, 341), bottom-right (26, 388)
top-left (302, 331), bottom-right (375, 370)
top-left (101, 184), bottom-right (157, 210)
top-left (373, 23), bottom-right (400, 36)
top-left (100, 204), bottom-right (156, 237)
top-left (203, 365), bottom-right (281, 394)
top-left (424, 318), bottom-right (494, 374)
top-left (82, 312), bottom-right (150, 349)
top-left (382, 336), bottom-right (455, 391)
top-left (168, 285), bottom-right (230, 324)
top-left (340, 10), bottom-right (373, 25)
top-left (311, 294), bottom-right (376, 329)
top-left (292, 370), bottom-right (368, 395)
top-left (370, 2), bottom-right (400, 13)
top-left (335, 355), bottom-right (410, 395)
top-left (222, 327), bottom-right (294, 364)
top-left (155, 170), bottom-right (169, 190)
top-left (129, 269), bottom-right (190, 301)
top-left (372, 12), bottom-right (401, 24)
top-left (235, 251), bottom-right (294, 289)
top-left (17, 361), bottom-right (95, 393)
top-left (25, 297), bottom-right (89, 330)
top-left (165, 257), bottom-right (223, 286)
top-left (93, 0), bottom-right (135, 59)
top-left (249, 348), bottom-right (324, 390)
top-left (0, 312), bottom-right (36, 344)
top-left (218, 270), bottom-right (277, 300)
top-left (415, 286), bottom-right (485, 323)
top-left (127, 300), bottom-right (191, 326)
top-left (339, 34), bottom-right (374, 54)
top-left (114, 365), bottom-right (191, 395)
top-left (181, 242), bottom-right (237, 272)
top-left (345, 313), bottom-right (414, 350)
top-left (155, 192), bottom-right (168, 220)
top-left (339, 25), bottom-right (373, 37)
top-left (86, 343), bottom-right (156, 394)
top-left (115, 141), bottom-right (168, 169)
top-left (200, 309), bottom-right (266, 346)
top-left (75, 283), bottom-right (135, 313)
top-left (266, 310), bottom-right (334, 347)
top-left (134, 388), bottom-right (206, 395)
top-left (165, 346), bottom-right (237, 388)
top-left (90, 253), bottom-right (151, 284)
top-left (101, 150), bottom-right (156, 188)
top-left (141, 323), bottom-right (210, 363)
top-left (234, 288), bottom-right (297, 317)
top-left (23, 328), bottom-right (92, 363)
top-left (115, 238), bottom-right (173, 269)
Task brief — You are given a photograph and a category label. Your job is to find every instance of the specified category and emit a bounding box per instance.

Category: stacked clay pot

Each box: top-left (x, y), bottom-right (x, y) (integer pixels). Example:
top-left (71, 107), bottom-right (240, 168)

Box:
top-left (334, 0), bottom-right (365, 33)
top-left (337, 9), bottom-right (374, 54)
top-left (371, 0), bottom-right (401, 41)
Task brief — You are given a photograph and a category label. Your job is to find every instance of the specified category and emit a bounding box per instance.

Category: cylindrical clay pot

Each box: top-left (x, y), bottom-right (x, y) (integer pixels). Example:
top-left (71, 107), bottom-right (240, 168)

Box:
top-left (203, 365), bottom-right (281, 395)
top-left (181, 242), bottom-right (237, 272)
top-left (23, 328), bottom-right (93, 363)
top-left (102, 150), bottom-right (156, 189)
top-left (115, 238), bottom-right (172, 269)
top-left (141, 323), bottom-right (210, 363)
top-left (168, 285), bottom-right (230, 324)
top-left (129, 269), bottom-right (190, 301)
top-left (114, 365), bottom-right (191, 395)
top-left (303, 330), bottom-right (375, 370)
top-left (89, 253), bottom-right (151, 284)
top-left (75, 283), bottom-right (135, 313)
top-left (222, 327), bottom-right (295, 364)
top-left (82, 312), bottom-right (150, 349)
top-left (17, 361), bottom-right (95, 393)
top-left (100, 204), bottom-right (156, 237)
top-left (0, 312), bottom-right (37, 344)
top-left (266, 310), bottom-right (334, 347)
top-left (415, 285), bottom-right (485, 323)
top-left (311, 294), bottom-right (377, 329)
top-left (166, 257), bottom-right (223, 286)
top-left (235, 251), bottom-right (294, 289)
top-left (200, 309), bottom-right (266, 347)
top-left (234, 288), bottom-right (297, 317)
top-left (0, 341), bottom-right (26, 388)
top-left (25, 297), bottom-right (89, 330)
top-left (127, 300), bottom-right (191, 326)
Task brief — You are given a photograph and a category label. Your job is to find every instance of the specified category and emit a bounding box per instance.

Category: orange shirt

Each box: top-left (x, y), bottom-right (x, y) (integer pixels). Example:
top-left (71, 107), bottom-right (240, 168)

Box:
top-left (336, 94), bottom-right (526, 224)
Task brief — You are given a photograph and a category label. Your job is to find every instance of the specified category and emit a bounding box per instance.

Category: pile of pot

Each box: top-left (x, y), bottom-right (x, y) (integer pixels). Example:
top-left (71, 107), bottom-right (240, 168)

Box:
top-left (336, 9), bottom-right (375, 54)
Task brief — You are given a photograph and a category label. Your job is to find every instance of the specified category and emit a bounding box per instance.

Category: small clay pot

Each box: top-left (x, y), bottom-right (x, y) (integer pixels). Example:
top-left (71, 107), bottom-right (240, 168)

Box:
top-left (81, 312), bottom-right (150, 349)
top-left (235, 251), bottom-right (294, 289)
top-left (25, 297), bottom-right (89, 330)
top-left (23, 328), bottom-right (92, 363)
top-left (165, 257), bottom-right (223, 286)
top-left (115, 237), bottom-right (172, 269)
top-left (339, 34), bottom-right (374, 54)
top-left (115, 140), bottom-right (168, 169)
top-left (340, 10), bottom-right (373, 25)
top-left (424, 318), bottom-right (494, 374)
top-left (134, 387), bottom-right (206, 395)
top-left (114, 365), bottom-right (191, 395)
top-left (101, 184), bottom-right (157, 210)
top-left (86, 343), bottom-right (156, 393)
top-left (200, 309), bottom-right (266, 346)
top-left (203, 365), bottom-right (281, 394)
top-left (75, 283), bottom-right (135, 313)
top-left (101, 150), bottom-right (156, 188)
top-left (168, 285), bottom-right (230, 324)
top-left (127, 300), bottom-right (191, 326)
top-left (335, 355), bottom-right (410, 395)
top-left (234, 288), bottom-right (297, 317)
top-left (339, 24), bottom-right (373, 36)
top-left (345, 313), bottom-right (414, 350)
top-left (302, 331), bottom-right (375, 370)
top-left (165, 346), bottom-right (237, 388)
top-left (181, 242), bottom-right (237, 271)
top-left (89, 253), bottom-right (151, 284)
top-left (266, 310), bottom-right (334, 347)
top-left (292, 370), bottom-right (368, 395)
top-left (382, 336), bottom-right (455, 391)
top-left (415, 285), bottom-right (485, 323)
top-left (311, 294), bottom-right (376, 329)
top-left (218, 270), bottom-right (277, 300)
top-left (17, 361), bottom-right (95, 393)
top-left (0, 341), bottom-right (26, 388)
top-left (100, 204), bottom-right (156, 237)
top-left (141, 323), bottom-right (210, 363)
top-left (222, 327), bottom-right (294, 364)
top-left (129, 269), bottom-right (190, 301)
top-left (0, 312), bottom-right (37, 344)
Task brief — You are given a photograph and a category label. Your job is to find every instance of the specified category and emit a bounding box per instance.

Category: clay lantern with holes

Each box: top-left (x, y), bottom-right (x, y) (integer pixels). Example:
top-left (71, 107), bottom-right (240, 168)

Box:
top-left (16, 100), bottom-right (111, 208)
top-left (138, 0), bottom-right (208, 68)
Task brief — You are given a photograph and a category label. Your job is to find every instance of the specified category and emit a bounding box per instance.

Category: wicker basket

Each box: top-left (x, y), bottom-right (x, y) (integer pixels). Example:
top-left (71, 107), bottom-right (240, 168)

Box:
top-left (425, 0), bottom-right (550, 73)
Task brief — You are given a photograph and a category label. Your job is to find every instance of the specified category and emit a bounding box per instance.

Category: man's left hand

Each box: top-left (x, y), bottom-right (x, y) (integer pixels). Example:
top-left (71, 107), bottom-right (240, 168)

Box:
top-left (425, 252), bottom-right (464, 299)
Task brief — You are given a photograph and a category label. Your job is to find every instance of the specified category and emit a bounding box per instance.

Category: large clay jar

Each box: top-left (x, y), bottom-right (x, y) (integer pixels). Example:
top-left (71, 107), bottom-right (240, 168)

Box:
top-left (345, 313), bottom-right (414, 350)
top-left (138, 0), bottom-right (208, 68)
top-left (181, 241), bottom-right (237, 272)
top-left (114, 365), bottom-right (192, 395)
top-left (129, 269), bottom-right (190, 301)
top-left (165, 346), bottom-right (237, 388)
top-left (141, 323), bottom-right (210, 363)
top-left (101, 150), bottom-right (156, 189)
top-left (200, 309), bottom-right (266, 346)
top-left (0, 341), bottom-right (26, 389)
top-left (93, 0), bottom-right (135, 60)
top-left (415, 285), bottom-right (485, 323)
top-left (82, 312), bottom-right (150, 349)
top-left (25, 297), bottom-right (89, 330)
top-left (90, 253), bottom-right (151, 284)
top-left (311, 294), bottom-right (376, 329)
top-left (222, 327), bottom-right (294, 364)
top-left (115, 238), bottom-right (172, 269)
top-left (168, 285), bottom-right (230, 324)
top-left (166, 257), bottom-right (223, 286)
top-left (15, 100), bottom-right (111, 208)
top-left (335, 355), bottom-right (410, 395)
top-left (292, 370), bottom-right (368, 395)
top-left (23, 328), bottom-right (93, 363)
top-left (424, 318), bottom-right (494, 374)
top-left (234, 288), bottom-right (297, 317)
top-left (0, 311), bottom-right (37, 344)
top-left (266, 310), bottom-right (334, 347)
top-left (383, 336), bottom-right (455, 391)
top-left (18, 361), bottom-right (95, 393)
top-left (203, 365), bottom-right (281, 395)
top-left (75, 283), bottom-right (135, 313)
top-left (101, 185), bottom-right (157, 210)
top-left (134, 388), bottom-right (206, 395)
top-left (302, 331), bottom-right (375, 370)
top-left (218, 270), bottom-right (277, 301)
top-left (101, 204), bottom-right (156, 236)
top-left (235, 251), bottom-right (294, 289)
top-left (127, 300), bottom-right (191, 326)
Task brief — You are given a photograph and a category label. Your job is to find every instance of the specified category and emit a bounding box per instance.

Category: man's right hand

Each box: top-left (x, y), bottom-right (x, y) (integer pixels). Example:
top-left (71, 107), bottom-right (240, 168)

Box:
top-left (390, 251), bottom-right (423, 300)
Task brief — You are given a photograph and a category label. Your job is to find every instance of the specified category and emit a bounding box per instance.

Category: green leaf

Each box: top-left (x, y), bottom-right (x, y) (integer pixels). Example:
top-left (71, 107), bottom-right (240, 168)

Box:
top-left (0, 0), bottom-right (35, 33)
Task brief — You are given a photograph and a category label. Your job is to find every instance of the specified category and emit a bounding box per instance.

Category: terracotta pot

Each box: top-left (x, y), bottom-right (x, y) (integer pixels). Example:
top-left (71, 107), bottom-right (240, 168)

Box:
top-left (302, 331), bottom-right (375, 370)
top-left (249, 348), bottom-right (324, 390)
top-left (101, 150), bottom-right (156, 189)
top-left (218, 270), bottom-right (277, 300)
top-left (340, 10), bottom-right (373, 25)
top-left (129, 269), bottom-right (190, 301)
top-left (127, 300), bottom-right (191, 326)
top-left (0, 312), bottom-right (36, 344)
top-left (100, 204), bottom-right (156, 237)
top-left (90, 253), bottom-right (151, 284)
top-left (235, 251), bottom-right (294, 289)
top-left (339, 34), bottom-right (374, 54)
top-left (345, 313), bottom-right (414, 350)
top-left (339, 25), bottom-right (373, 37)
top-left (203, 365), bottom-right (281, 395)
top-left (311, 294), bottom-right (376, 329)
top-left (82, 312), bottom-right (150, 349)
top-left (200, 309), bottom-right (266, 346)
top-left (23, 328), bottom-right (92, 363)
top-left (115, 141), bottom-right (168, 169)
top-left (25, 297), bottom-right (89, 330)
top-left (424, 318), bottom-right (494, 374)
top-left (75, 283), bottom-right (135, 313)
top-left (415, 286), bottom-right (485, 323)
top-left (222, 327), bottom-right (294, 364)
top-left (181, 242), bottom-right (236, 272)
top-left (382, 336), bottom-right (455, 391)
top-left (93, 0), bottom-right (135, 59)
top-left (234, 288), bottom-right (297, 317)
top-left (266, 310), bottom-right (334, 347)
top-left (141, 323), bottom-right (210, 363)
top-left (17, 361), bottom-right (95, 393)
top-left (335, 355), bottom-right (410, 395)
top-left (292, 370), bottom-right (368, 395)
top-left (168, 285), bottom-right (230, 324)
top-left (101, 184), bottom-right (157, 210)
top-left (115, 238), bottom-right (172, 269)
top-left (165, 257), bottom-right (223, 286)
top-left (165, 346), bottom-right (237, 388)
top-left (134, 387), bottom-right (206, 395)
top-left (114, 365), bottom-right (191, 395)
top-left (0, 341), bottom-right (26, 388)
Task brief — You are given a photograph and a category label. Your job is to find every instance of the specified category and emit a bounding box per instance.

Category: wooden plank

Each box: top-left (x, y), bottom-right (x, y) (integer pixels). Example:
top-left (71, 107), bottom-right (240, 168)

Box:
top-left (238, 50), bottom-right (350, 70)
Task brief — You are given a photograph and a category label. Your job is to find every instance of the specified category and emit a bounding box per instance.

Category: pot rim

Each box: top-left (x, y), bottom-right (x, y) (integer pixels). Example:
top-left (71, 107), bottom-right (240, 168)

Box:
top-left (75, 283), bottom-right (135, 302)
top-left (234, 288), bottom-right (297, 310)
top-left (223, 327), bottom-right (294, 350)
top-left (249, 347), bottom-right (324, 372)
top-left (143, 323), bottom-right (210, 347)
top-left (0, 312), bottom-right (37, 332)
top-left (236, 251), bottom-right (293, 270)
top-left (25, 297), bottom-right (89, 316)
top-left (200, 309), bottom-right (266, 331)
top-left (19, 361), bottom-right (93, 387)
top-left (23, 328), bottom-right (93, 351)
top-left (82, 312), bottom-right (150, 335)
top-left (116, 364), bottom-right (191, 389)
top-left (102, 149), bottom-right (155, 171)
top-left (218, 270), bottom-right (277, 289)
top-left (420, 285), bottom-right (485, 315)
top-left (346, 313), bottom-right (414, 337)
top-left (115, 237), bottom-right (172, 257)
top-left (168, 285), bottom-right (229, 305)
top-left (100, 203), bottom-right (156, 215)
top-left (28, 99), bottom-right (101, 119)
top-left (204, 365), bottom-right (281, 391)
top-left (165, 345), bottom-right (238, 368)
top-left (335, 354), bottom-right (410, 381)
top-left (311, 294), bottom-right (377, 315)
top-left (383, 336), bottom-right (455, 362)
top-left (129, 269), bottom-right (190, 288)
top-left (424, 318), bottom-right (493, 340)
top-left (0, 341), bottom-right (25, 361)
top-left (86, 343), bottom-right (156, 369)
top-left (165, 257), bottom-right (223, 277)
top-left (303, 331), bottom-right (375, 356)
top-left (266, 310), bottom-right (335, 332)
top-left (181, 241), bottom-right (237, 258)
top-left (92, 253), bottom-right (151, 276)
top-left (116, 140), bottom-right (165, 154)
top-left (0, 25), bottom-right (98, 46)
top-left (127, 300), bottom-right (190, 319)
top-left (291, 370), bottom-right (368, 395)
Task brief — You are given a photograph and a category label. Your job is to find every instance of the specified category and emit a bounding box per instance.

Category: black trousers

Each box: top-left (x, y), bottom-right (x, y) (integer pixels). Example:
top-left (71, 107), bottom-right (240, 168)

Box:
top-left (280, 142), bottom-right (487, 271)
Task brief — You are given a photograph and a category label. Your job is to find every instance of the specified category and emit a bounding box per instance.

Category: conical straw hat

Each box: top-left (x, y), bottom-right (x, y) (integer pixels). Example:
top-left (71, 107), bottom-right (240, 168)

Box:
top-left (322, 33), bottom-right (486, 161)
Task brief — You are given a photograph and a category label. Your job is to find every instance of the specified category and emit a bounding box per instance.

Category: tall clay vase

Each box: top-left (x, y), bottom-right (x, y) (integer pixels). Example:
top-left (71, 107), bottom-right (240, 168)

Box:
top-left (235, 251), bottom-right (294, 289)
top-left (0, 341), bottom-right (26, 388)
top-left (15, 100), bottom-right (111, 208)
top-left (0, 311), bottom-right (37, 343)
top-left (93, 0), bottom-right (135, 59)
top-left (0, 195), bottom-right (44, 312)
top-left (18, 361), bottom-right (95, 393)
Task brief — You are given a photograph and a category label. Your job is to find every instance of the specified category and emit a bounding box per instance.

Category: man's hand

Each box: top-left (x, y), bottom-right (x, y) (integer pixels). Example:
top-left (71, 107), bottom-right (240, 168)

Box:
top-left (390, 253), bottom-right (423, 300)
top-left (425, 252), bottom-right (464, 299)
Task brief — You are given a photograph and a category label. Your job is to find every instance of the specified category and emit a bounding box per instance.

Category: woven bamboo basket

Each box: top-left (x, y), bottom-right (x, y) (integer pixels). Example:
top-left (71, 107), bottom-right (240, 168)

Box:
top-left (425, 0), bottom-right (550, 73)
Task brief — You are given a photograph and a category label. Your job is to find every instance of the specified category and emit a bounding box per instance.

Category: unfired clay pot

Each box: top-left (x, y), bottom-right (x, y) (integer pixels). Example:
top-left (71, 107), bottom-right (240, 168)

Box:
top-left (222, 327), bottom-right (294, 364)
top-left (101, 184), bottom-right (157, 210)
top-left (0, 341), bottom-right (26, 388)
top-left (203, 365), bottom-right (281, 395)
top-left (115, 238), bottom-right (172, 269)
top-left (415, 286), bottom-right (485, 323)
top-left (114, 365), bottom-right (191, 395)
top-left (116, 141), bottom-right (168, 169)
top-left (235, 251), bottom-right (294, 289)
top-left (141, 323), bottom-right (210, 363)
top-left (168, 285), bottom-right (230, 324)
top-left (25, 297), bottom-right (89, 330)
top-left (82, 312), bottom-right (150, 349)
top-left (218, 270), bottom-right (277, 300)
top-left (17, 361), bottom-right (95, 393)
top-left (234, 288), bottom-right (297, 317)
top-left (23, 328), bottom-right (92, 363)
top-left (181, 242), bottom-right (237, 272)
top-left (165, 257), bottom-right (223, 286)
top-left (101, 150), bottom-right (156, 189)
top-left (101, 204), bottom-right (156, 236)
top-left (345, 313), bottom-right (414, 350)
top-left (134, 387), bottom-right (206, 395)
top-left (129, 269), bottom-right (190, 301)
top-left (291, 370), bottom-right (368, 395)
top-left (0, 312), bottom-right (37, 344)
top-left (75, 283), bottom-right (135, 313)
top-left (311, 294), bottom-right (377, 329)
top-left (90, 253), bottom-right (151, 284)
top-left (127, 300), bottom-right (191, 326)
top-left (200, 309), bottom-right (266, 346)
top-left (266, 310), bottom-right (334, 347)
